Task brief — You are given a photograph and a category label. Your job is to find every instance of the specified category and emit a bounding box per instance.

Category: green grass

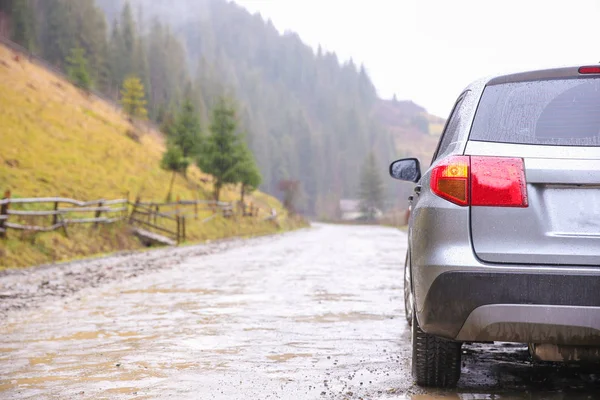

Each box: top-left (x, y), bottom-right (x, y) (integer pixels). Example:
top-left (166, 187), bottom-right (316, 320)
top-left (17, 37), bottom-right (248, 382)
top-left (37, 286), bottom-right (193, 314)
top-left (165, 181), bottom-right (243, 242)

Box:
top-left (0, 44), bottom-right (304, 269)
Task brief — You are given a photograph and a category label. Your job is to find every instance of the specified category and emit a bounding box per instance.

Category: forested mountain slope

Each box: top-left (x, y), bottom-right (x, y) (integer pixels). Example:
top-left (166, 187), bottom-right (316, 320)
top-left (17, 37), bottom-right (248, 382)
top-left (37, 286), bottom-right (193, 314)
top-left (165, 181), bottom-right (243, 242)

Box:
top-left (0, 42), bottom-right (292, 267)
top-left (3, 0), bottom-right (443, 216)
top-left (96, 0), bottom-right (445, 213)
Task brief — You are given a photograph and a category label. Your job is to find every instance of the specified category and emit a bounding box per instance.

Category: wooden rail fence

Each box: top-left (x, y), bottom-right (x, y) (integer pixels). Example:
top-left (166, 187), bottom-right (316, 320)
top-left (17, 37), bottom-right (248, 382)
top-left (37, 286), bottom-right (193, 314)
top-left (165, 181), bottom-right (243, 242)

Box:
top-left (128, 200), bottom-right (186, 244)
top-left (0, 192), bottom-right (127, 239)
top-left (0, 192), bottom-right (275, 245)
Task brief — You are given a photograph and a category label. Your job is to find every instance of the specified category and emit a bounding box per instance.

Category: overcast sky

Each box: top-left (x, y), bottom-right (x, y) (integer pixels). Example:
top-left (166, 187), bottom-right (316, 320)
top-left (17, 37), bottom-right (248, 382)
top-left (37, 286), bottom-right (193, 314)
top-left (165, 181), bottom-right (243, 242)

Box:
top-left (233, 0), bottom-right (600, 117)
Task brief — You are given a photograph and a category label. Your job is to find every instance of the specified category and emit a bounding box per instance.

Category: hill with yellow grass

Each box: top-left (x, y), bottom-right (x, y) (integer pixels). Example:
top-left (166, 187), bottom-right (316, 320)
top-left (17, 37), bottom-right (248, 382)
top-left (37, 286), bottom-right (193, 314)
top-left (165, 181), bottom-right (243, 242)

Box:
top-left (0, 44), bottom-right (301, 268)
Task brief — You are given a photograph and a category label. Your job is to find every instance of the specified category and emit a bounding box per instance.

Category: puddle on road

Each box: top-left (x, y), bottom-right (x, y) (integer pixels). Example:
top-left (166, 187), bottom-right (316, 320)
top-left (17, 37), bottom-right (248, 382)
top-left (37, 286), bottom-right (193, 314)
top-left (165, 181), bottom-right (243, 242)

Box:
top-left (0, 376), bottom-right (69, 391)
top-left (312, 291), bottom-right (363, 302)
top-left (0, 368), bottom-right (166, 392)
top-left (19, 330), bottom-right (156, 343)
top-left (214, 301), bottom-right (248, 308)
top-left (400, 394), bottom-right (595, 400)
top-left (266, 353), bottom-right (312, 362)
top-left (285, 342), bottom-right (311, 348)
top-left (197, 315), bottom-right (225, 324)
top-left (29, 353), bottom-right (56, 365)
top-left (120, 334), bottom-right (160, 344)
top-left (16, 330), bottom-right (109, 343)
top-left (51, 330), bottom-right (109, 341)
top-left (0, 347), bottom-right (16, 353)
top-left (243, 327), bottom-right (276, 331)
top-left (295, 311), bottom-right (390, 323)
top-left (213, 347), bottom-right (245, 355)
top-left (120, 287), bottom-right (222, 295)
top-left (117, 331), bottom-right (142, 337)
top-left (103, 386), bottom-right (141, 395)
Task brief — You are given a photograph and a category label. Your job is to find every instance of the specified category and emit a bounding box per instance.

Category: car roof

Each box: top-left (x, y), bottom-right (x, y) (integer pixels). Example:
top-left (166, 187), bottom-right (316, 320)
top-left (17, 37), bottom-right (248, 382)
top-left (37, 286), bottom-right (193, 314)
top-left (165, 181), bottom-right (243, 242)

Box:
top-left (463, 65), bottom-right (599, 93)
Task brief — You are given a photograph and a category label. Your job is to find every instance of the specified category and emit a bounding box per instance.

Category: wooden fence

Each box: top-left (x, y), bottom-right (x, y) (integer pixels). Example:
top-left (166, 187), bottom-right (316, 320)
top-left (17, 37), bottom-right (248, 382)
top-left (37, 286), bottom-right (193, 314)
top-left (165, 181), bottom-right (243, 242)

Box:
top-left (0, 192), bottom-right (274, 245)
top-left (0, 194), bottom-right (127, 238)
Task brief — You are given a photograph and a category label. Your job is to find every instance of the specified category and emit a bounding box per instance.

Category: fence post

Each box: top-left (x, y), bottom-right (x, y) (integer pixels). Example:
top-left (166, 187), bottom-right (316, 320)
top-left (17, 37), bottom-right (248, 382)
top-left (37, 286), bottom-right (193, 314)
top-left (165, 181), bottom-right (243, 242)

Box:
top-left (60, 214), bottom-right (69, 238)
top-left (176, 215), bottom-right (181, 245)
top-left (94, 200), bottom-right (104, 228)
top-left (182, 216), bottom-right (186, 243)
top-left (0, 190), bottom-right (10, 239)
top-left (129, 196), bottom-right (140, 224)
top-left (122, 192), bottom-right (129, 221)
top-left (52, 201), bottom-right (59, 226)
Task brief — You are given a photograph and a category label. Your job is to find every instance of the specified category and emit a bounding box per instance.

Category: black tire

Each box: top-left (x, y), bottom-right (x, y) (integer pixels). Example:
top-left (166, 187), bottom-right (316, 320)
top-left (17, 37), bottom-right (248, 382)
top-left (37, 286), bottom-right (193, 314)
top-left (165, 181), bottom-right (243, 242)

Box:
top-left (404, 253), bottom-right (413, 326)
top-left (411, 312), bottom-right (462, 388)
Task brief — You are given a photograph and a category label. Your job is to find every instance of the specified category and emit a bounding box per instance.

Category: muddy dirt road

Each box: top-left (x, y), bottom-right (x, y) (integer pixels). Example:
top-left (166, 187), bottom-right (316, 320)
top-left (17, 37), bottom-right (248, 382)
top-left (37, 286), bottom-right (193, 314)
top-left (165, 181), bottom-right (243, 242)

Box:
top-left (1, 224), bottom-right (599, 399)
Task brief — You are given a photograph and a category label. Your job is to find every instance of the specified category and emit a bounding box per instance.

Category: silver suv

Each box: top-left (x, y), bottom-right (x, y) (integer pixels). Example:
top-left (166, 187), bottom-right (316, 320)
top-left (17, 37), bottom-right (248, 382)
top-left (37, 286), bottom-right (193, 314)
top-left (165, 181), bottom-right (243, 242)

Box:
top-left (390, 66), bottom-right (600, 388)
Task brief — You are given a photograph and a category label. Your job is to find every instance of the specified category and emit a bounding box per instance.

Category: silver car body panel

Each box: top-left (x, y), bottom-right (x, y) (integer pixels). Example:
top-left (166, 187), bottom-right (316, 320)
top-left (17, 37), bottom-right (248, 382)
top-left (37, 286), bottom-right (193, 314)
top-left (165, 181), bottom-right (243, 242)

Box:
top-left (465, 141), bottom-right (600, 265)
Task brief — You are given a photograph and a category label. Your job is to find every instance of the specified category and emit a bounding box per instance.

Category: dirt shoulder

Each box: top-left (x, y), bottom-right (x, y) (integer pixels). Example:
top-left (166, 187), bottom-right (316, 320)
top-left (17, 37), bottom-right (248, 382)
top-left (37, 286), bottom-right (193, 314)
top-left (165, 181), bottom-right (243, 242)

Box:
top-left (0, 233), bottom-right (289, 320)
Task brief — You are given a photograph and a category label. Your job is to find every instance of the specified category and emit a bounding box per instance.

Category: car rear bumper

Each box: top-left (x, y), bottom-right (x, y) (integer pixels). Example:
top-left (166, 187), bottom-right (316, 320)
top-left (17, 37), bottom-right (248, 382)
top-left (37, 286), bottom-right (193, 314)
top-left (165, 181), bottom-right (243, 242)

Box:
top-left (419, 271), bottom-right (600, 345)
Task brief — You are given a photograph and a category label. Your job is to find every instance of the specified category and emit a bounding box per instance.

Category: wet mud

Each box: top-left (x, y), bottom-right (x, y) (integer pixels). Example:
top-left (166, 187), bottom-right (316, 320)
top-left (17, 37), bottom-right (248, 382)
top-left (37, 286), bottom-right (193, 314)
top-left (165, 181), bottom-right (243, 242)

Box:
top-left (1, 224), bottom-right (599, 399)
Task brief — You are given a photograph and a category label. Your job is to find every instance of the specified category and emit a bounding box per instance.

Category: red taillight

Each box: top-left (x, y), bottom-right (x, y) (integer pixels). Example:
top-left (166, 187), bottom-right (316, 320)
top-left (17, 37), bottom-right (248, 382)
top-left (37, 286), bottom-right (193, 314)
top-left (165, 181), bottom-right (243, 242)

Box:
top-left (430, 156), bottom-right (528, 207)
top-left (578, 66), bottom-right (600, 74)
top-left (431, 156), bottom-right (470, 206)
top-left (471, 156), bottom-right (528, 207)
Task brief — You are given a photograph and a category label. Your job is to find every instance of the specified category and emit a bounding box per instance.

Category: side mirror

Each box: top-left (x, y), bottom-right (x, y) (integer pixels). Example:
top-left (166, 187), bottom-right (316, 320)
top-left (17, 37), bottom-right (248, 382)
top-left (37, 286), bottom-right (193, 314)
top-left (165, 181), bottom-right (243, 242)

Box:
top-left (389, 158), bottom-right (421, 183)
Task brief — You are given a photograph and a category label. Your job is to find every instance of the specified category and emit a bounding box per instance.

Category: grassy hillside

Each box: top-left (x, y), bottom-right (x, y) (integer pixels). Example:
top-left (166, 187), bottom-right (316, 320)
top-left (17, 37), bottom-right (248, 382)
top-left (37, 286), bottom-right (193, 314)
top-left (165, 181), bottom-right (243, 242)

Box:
top-left (0, 44), bottom-right (302, 269)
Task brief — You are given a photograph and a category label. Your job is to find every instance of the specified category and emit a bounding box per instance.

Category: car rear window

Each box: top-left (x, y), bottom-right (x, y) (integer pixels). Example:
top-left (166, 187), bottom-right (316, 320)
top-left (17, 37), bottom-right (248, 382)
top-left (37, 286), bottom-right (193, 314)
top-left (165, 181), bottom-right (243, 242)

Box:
top-left (470, 78), bottom-right (600, 146)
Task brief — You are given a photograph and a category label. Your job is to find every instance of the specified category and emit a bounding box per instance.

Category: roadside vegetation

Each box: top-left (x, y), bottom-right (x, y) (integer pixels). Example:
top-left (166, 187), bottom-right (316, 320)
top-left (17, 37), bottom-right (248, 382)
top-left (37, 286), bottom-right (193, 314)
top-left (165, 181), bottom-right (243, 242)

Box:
top-left (0, 43), bottom-right (304, 269)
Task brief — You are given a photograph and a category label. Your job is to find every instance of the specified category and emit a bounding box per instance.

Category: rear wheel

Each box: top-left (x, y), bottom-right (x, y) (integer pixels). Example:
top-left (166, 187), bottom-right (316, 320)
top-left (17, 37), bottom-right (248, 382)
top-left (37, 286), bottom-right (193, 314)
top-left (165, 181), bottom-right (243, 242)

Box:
top-left (411, 311), bottom-right (462, 388)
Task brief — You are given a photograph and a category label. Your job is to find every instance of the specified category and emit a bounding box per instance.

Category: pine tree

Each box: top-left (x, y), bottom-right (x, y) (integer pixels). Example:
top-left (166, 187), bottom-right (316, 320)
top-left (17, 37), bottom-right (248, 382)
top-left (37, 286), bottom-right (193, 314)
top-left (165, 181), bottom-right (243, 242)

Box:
top-left (10, 0), bottom-right (36, 51)
top-left (171, 99), bottom-right (202, 159)
top-left (145, 20), bottom-right (191, 119)
top-left (358, 151), bottom-right (385, 221)
top-left (72, 0), bottom-right (110, 91)
top-left (108, 2), bottom-right (142, 91)
top-left (160, 144), bottom-right (190, 202)
top-left (237, 145), bottom-right (262, 206)
top-left (197, 97), bottom-right (244, 201)
top-left (66, 47), bottom-right (92, 89)
top-left (159, 107), bottom-right (176, 136)
top-left (39, 0), bottom-right (75, 68)
top-left (120, 75), bottom-right (147, 119)
top-left (119, 1), bottom-right (135, 74)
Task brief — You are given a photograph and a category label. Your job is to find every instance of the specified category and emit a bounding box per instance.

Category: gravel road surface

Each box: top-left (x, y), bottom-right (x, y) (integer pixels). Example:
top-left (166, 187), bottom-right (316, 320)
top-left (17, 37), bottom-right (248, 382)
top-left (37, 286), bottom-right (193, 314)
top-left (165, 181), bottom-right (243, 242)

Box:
top-left (1, 224), bottom-right (599, 399)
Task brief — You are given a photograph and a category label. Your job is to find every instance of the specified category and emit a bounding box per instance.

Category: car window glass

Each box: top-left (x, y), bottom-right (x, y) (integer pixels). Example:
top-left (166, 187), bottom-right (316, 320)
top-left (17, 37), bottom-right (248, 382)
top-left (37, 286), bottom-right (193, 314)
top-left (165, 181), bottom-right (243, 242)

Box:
top-left (470, 78), bottom-right (600, 146)
top-left (432, 93), bottom-right (467, 163)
